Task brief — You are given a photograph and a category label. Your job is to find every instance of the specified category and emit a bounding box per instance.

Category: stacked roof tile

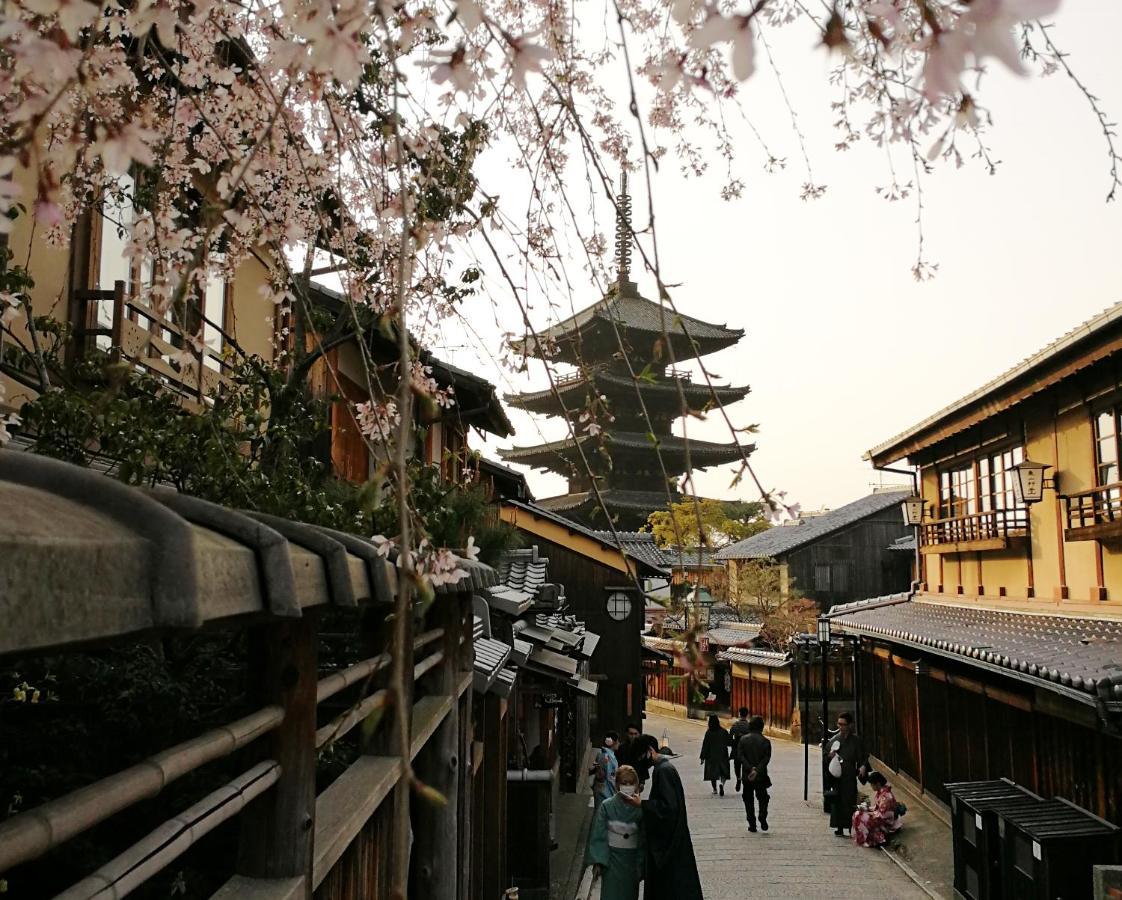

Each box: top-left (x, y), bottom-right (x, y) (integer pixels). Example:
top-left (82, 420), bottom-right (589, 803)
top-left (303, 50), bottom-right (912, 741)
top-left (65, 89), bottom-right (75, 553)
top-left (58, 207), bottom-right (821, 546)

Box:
top-left (829, 594), bottom-right (1122, 702)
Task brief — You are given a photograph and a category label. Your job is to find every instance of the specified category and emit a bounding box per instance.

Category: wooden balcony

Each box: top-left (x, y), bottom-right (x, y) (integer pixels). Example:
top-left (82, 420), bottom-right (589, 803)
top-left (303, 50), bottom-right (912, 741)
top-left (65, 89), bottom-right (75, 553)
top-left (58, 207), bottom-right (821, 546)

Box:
top-left (75, 281), bottom-right (234, 410)
top-left (919, 507), bottom-right (1028, 554)
top-left (1063, 482), bottom-right (1122, 541)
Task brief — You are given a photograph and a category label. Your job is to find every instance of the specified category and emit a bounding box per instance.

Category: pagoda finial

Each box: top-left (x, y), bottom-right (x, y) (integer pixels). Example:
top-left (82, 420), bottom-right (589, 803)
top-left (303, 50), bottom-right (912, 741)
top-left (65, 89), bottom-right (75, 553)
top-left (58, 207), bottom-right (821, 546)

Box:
top-left (614, 170), bottom-right (632, 283)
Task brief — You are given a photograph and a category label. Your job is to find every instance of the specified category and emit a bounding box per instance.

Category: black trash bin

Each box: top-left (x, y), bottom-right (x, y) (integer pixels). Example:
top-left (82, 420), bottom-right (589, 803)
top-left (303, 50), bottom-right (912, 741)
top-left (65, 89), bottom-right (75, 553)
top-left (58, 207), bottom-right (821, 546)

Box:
top-left (947, 779), bottom-right (1044, 900)
top-left (996, 797), bottom-right (1119, 900)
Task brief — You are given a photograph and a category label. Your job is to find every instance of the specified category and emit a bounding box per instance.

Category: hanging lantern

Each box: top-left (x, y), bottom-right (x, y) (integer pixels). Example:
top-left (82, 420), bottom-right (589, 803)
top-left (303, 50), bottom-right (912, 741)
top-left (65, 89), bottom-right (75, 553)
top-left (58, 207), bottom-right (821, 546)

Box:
top-left (1011, 459), bottom-right (1052, 505)
top-left (901, 496), bottom-right (926, 526)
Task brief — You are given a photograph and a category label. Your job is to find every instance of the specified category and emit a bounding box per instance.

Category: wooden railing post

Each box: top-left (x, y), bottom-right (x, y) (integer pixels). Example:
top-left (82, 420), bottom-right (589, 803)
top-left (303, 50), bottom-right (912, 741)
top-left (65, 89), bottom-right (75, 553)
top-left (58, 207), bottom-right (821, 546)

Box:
top-left (409, 590), bottom-right (464, 897)
top-left (236, 615), bottom-right (318, 897)
top-left (109, 280), bottom-right (126, 363)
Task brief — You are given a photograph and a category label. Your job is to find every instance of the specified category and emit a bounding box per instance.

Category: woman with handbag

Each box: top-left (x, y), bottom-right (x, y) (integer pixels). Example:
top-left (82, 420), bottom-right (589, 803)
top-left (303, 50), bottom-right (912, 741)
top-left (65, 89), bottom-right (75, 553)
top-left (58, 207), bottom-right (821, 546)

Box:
top-left (699, 714), bottom-right (731, 795)
top-left (823, 711), bottom-right (868, 836)
top-left (852, 771), bottom-right (904, 848)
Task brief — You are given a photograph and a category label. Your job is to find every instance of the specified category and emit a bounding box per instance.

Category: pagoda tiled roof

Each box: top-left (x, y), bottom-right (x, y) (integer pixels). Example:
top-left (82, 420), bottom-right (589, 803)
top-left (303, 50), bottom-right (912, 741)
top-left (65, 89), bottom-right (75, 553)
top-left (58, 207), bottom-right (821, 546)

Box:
top-left (512, 285), bottom-right (743, 358)
top-left (506, 368), bottom-right (750, 411)
top-left (537, 489), bottom-right (678, 514)
top-left (499, 432), bottom-right (752, 469)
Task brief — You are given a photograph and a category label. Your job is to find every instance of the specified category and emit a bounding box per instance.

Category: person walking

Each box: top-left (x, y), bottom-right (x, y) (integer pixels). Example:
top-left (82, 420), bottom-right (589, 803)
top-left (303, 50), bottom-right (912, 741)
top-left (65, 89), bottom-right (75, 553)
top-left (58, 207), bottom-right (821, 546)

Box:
top-left (824, 710), bottom-right (868, 836)
top-left (700, 713), bottom-right (731, 795)
top-left (736, 715), bottom-right (772, 832)
top-left (585, 765), bottom-right (645, 900)
top-left (591, 731), bottom-right (620, 811)
top-left (620, 735), bottom-right (703, 900)
top-left (728, 707), bottom-right (752, 792)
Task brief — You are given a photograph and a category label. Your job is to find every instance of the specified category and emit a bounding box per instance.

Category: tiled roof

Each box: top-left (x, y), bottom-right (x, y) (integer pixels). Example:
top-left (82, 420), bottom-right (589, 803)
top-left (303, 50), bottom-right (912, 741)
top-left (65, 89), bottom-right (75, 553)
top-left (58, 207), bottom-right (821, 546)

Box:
top-left (642, 635), bottom-right (685, 654)
top-left (506, 368), bottom-right (750, 408)
top-left (866, 300), bottom-right (1122, 465)
top-left (589, 530), bottom-right (672, 570)
top-left (706, 625), bottom-right (760, 647)
top-left (498, 551), bottom-right (550, 595)
top-left (473, 637), bottom-right (512, 693)
top-left (888, 534), bottom-right (917, 552)
top-left (663, 547), bottom-right (722, 568)
top-left (717, 647), bottom-right (791, 668)
top-left (537, 489), bottom-right (680, 515)
top-left (716, 490), bottom-right (911, 561)
top-left (829, 594), bottom-right (1122, 703)
top-left (513, 288), bottom-right (743, 351)
top-left (500, 432), bottom-right (751, 466)
top-left (501, 500), bottom-right (669, 575)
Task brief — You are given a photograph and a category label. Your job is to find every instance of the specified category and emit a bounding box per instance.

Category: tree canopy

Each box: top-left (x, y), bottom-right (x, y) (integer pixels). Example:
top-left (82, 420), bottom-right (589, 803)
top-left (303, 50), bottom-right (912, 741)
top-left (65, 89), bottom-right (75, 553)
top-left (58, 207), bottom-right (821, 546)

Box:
top-left (646, 497), bottom-right (770, 549)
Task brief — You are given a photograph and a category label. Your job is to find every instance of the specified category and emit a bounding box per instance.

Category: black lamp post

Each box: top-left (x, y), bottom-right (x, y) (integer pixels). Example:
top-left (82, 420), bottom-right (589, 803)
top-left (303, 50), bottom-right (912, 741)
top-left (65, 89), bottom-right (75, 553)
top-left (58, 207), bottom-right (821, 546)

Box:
top-left (817, 616), bottom-right (833, 810)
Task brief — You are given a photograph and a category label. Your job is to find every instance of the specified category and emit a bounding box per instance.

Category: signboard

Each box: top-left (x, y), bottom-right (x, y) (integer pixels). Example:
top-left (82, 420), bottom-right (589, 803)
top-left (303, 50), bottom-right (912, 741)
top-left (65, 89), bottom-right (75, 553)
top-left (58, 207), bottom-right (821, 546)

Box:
top-left (699, 636), bottom-right (710, 653)
top-left (534, 692), bottom-right (565, 709)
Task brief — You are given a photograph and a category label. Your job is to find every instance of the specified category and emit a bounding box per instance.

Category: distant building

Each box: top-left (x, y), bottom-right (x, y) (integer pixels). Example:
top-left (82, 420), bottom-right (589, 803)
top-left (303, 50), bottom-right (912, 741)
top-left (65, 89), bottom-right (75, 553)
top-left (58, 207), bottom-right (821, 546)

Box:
top-left (716, 490), bottom-right (914, 611)
top-left (499, 176), bottom-right (751, 528)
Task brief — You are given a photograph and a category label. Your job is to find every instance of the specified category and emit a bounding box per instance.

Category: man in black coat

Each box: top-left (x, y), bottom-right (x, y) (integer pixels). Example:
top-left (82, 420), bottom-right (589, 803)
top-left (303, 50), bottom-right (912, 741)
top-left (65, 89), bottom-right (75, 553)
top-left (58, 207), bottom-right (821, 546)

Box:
top-left (736, 715), bottom-right (772, 832)
top-left (620, 734), bottom-right (703, 900)
top-left (728, 706), bottom-right (752, 791)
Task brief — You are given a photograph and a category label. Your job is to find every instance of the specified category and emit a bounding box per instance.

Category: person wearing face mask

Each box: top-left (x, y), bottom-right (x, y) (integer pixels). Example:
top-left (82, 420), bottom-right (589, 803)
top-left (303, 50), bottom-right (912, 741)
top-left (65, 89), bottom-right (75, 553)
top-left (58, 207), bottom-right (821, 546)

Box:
top-left (585, 765), bottom-right (645, 900)
top-left (619, 735), bottom-right (703, 900)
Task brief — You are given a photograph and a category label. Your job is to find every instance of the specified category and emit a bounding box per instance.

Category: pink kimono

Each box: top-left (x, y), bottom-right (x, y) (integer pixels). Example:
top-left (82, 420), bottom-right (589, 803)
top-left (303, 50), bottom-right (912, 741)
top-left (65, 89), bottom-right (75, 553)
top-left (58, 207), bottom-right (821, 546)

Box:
top-left (852, 786), bottom-right (901, 848)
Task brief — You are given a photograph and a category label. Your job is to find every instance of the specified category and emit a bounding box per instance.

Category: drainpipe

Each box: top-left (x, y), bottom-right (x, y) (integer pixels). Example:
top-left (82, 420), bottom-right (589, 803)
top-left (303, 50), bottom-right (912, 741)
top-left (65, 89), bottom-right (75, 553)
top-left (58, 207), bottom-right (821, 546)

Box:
top-left (875, 463), bottom-right (922, 597)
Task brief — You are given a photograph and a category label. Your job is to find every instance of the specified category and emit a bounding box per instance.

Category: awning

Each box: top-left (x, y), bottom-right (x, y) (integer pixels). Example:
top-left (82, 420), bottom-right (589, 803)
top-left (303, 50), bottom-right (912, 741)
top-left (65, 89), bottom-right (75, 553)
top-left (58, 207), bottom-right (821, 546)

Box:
top-left (829, 593), bottom-right (1122, 711)
top-left (579, 632), bottom-right (601, 658)
top-left (569, 677), bottom-right (599, 697)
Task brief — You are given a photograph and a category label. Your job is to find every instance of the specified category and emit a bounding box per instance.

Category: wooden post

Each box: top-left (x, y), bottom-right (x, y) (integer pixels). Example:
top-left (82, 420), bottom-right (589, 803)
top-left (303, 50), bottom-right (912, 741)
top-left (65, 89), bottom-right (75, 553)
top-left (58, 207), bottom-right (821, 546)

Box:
top-left (362, 597), bottom-right (412, 896)
top-left (409, 591), bottom-right (462, 897)
top-left (482, 693), bottom-right (508, 898)
top-left (110, 280), bottom-right (126, 363)
top-left (237, 615), bottom-right (318, 896)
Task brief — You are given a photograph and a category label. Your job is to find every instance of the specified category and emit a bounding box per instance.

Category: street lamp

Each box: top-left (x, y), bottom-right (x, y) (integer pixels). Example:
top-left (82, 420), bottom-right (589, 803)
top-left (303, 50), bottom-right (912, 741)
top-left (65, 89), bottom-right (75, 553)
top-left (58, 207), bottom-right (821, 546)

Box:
top-left (901, 496), bottom-right (926, 527)
top-left (1010, 459), bottom-right (1055, 505)
top-left (817, 616), bottom-right (832, 810)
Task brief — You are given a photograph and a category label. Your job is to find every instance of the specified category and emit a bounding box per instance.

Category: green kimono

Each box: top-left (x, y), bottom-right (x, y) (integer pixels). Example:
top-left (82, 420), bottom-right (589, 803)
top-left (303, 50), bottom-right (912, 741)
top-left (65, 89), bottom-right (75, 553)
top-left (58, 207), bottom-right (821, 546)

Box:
top-left (584, 793), bottom-right (644, 900)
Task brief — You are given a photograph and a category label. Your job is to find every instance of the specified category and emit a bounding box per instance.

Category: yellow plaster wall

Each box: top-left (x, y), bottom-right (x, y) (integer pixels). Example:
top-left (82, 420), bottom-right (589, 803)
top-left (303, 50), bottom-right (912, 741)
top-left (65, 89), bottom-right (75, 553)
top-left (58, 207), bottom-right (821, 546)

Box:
top-left (915, 384), bottom-right (1121, 618)
top-left (225, 253), bottom-right (275, 362)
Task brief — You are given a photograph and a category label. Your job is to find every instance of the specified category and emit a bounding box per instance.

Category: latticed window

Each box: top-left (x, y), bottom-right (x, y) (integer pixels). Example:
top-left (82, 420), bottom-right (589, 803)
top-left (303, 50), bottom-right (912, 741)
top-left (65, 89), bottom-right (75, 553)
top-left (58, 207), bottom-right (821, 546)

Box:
top-left (939, 446), bottom-right (1024, 518)
top-left (1095, 409), bottom-right (1120, 487)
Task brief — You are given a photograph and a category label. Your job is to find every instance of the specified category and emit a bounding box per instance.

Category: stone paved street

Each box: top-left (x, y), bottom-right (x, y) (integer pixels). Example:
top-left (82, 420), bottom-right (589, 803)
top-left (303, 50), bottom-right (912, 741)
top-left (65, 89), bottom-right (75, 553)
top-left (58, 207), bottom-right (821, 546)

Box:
top-left (642, 714), bottom-right (930, 899)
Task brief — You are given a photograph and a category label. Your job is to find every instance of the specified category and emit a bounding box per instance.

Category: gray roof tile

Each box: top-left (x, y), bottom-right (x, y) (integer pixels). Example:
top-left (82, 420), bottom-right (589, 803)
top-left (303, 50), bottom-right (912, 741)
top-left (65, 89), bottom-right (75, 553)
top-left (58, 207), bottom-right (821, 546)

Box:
top-left (829, 594), bottom-right (1122, 700)
top-left (716, 490), bottom-right (911, 560)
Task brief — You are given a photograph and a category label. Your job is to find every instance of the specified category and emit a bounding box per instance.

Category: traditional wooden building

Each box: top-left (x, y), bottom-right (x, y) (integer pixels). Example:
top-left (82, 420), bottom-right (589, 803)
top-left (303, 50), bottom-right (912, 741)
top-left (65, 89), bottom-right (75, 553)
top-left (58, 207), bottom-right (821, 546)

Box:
top-left (716, 489), bottom-right (914, 611)
top-left (498, 500), bottom-right (668, 737)
top-left (499, 178), bottom-right (751, 529)
top-left (833, 303), bottom-right (1122, 828)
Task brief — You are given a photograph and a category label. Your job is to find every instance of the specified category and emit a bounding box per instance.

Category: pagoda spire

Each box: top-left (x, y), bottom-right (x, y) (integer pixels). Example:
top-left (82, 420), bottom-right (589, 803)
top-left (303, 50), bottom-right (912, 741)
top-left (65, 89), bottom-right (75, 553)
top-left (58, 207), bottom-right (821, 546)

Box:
top-left (614, 171), bottom-right (637, 296)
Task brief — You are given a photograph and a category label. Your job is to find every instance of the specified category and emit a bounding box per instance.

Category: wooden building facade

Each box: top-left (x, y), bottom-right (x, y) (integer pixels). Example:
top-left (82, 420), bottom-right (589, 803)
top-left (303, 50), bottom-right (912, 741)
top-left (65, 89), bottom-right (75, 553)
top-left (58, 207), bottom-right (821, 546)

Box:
top-left (499, 501), bottom-right (668, 738)
top-left (717, 490), bottom-right (914, 611)
top-left (835, 303), bottom-right (1122, 828)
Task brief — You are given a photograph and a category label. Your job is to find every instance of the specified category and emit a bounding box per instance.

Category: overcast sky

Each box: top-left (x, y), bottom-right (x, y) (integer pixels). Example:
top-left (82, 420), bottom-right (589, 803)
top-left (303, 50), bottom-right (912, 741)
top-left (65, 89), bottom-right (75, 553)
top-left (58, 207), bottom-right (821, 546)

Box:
top-left (437, 2), bottom-right (1122, 514)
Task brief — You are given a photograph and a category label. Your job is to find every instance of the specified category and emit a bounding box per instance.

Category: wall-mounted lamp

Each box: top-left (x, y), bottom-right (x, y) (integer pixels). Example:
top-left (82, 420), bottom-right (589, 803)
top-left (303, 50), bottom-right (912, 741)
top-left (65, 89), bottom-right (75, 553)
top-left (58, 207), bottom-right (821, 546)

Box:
top-left (1010, 460), bottom-right (1059, 505)
top-left (901, 496), bottom-right (927, 527)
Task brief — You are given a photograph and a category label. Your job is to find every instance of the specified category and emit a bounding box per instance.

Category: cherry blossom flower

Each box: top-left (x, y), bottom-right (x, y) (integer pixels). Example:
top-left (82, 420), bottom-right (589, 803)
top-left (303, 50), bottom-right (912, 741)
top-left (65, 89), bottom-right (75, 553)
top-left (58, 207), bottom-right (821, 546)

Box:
top-left (688, 13), bottom-right (755, 81)
top-left (463, 535), bottom-right (479, 561)
top-left (371, 535), bottom-right (395, 558)
top-left (419, 45), bottom-right (477, 94)
top-left (506, 33), bottom-right (553, 89)
top-left (922, 0), bottom-right (1061, 100)
top-left (355, 399), bottom-right (400, 441)
top-left (128, 0), bottom-right (180, 47)
top-left (98, 122), bottom-right (161, 175)
top-left (22, 0), bottom-right (99, 40)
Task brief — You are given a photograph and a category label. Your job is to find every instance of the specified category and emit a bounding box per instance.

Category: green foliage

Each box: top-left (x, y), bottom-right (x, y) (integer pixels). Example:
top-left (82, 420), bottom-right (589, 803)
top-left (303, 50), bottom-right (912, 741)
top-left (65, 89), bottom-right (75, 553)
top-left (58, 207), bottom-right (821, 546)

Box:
top-left (646, 496), bottom-right (770, 548)
top-left (732, 558), bottom-right (817, 650)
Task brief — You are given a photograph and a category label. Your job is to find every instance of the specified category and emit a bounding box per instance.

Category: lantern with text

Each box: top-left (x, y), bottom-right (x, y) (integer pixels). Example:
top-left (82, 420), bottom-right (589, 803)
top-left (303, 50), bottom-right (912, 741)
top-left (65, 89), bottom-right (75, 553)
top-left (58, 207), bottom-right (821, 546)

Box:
top-left (1010, 460), bottom-right (1053, 505)
top-left (902, 496), bottom-right (927, 526)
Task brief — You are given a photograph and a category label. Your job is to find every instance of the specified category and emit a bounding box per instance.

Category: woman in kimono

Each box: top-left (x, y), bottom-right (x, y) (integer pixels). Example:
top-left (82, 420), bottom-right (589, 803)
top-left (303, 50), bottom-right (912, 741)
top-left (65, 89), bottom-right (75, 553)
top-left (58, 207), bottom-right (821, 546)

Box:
top-left (824, 710), bottom-right (868, 836)
top-left (700, 714), bottom-right (731, 795)
top-left (852, 771), bottom-right (903, 848)
top-left (585, 765), bottom-right (644, 900)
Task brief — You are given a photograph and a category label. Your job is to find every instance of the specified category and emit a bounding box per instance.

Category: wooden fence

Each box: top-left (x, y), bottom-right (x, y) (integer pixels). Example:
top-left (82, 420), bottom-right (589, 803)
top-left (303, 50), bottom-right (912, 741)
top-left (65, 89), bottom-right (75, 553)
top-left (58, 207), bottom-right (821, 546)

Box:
top-left (0, 449), bottom-right (487, 900)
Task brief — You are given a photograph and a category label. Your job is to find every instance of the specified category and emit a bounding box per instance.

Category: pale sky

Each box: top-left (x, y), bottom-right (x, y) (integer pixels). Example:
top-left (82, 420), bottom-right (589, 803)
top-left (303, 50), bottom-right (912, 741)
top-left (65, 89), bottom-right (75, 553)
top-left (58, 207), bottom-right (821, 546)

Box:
top-left (436, 2), bottom-right (1122, 514)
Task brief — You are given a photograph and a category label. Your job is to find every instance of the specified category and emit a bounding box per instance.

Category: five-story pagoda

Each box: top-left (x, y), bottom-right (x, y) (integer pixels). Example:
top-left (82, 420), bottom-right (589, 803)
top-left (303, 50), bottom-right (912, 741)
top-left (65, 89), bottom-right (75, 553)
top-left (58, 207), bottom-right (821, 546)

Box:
top-left (500, 176), bottom-right (753, 528)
